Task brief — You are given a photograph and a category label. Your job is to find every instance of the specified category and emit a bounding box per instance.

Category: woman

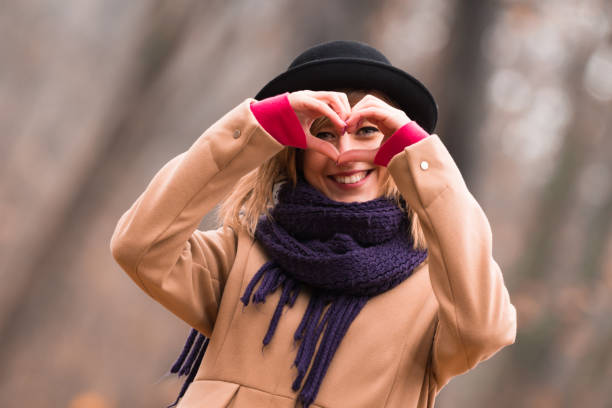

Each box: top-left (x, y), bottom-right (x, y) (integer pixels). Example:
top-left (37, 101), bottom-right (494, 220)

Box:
top-left (110, 40), bottom-right (517, 408)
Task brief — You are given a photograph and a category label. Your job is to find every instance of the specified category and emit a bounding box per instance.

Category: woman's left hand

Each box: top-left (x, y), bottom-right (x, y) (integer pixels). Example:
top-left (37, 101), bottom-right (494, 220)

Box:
top-left (337, 94), bottom-right (410, 165)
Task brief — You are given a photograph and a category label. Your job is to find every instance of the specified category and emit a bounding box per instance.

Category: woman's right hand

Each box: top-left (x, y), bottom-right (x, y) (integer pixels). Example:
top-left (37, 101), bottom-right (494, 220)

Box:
top-left (287, 90), bottom-right (350, 162)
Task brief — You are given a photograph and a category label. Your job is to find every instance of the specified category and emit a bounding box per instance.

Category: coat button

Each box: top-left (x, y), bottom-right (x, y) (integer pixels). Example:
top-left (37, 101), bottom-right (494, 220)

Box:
top-left (420, 160), bottom-right (429, 170)
top-left (233, 129), bottom-right (241, 139)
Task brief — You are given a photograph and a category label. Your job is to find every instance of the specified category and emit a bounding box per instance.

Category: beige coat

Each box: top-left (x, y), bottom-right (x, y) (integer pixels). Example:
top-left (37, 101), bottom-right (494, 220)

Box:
top-left (110, 99), bottom-right (517, 408)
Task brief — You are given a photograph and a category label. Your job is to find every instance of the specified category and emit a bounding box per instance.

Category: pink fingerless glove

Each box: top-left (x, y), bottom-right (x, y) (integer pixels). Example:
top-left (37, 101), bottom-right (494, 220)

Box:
top-left (373, 121), bottom-right (430, 167)
top-left (250, 93), bottom-right (429, 167)
top-left (249, 92), bottom-right (307, 149)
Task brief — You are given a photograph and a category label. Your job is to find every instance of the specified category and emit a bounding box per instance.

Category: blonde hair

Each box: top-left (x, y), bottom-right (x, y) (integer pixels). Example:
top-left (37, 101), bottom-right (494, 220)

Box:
top-left (218, 90), bottom-right (427, 250)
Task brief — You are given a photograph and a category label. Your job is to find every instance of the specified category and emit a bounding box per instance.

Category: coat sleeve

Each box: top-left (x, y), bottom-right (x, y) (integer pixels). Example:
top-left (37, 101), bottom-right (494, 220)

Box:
top-left (109, 99), bottom-right (283, 336)
top-left (387, 134), bottom-right (517, 389)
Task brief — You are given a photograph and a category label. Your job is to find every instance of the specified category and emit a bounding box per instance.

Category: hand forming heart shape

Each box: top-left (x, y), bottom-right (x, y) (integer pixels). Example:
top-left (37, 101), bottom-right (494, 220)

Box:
top-left (288, 91), bottom-right (411, 166)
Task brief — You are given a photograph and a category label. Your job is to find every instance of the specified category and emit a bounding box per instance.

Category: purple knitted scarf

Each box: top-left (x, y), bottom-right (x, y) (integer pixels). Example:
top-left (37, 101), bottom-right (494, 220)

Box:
top-left (239, 179), bottom-right (428, 408)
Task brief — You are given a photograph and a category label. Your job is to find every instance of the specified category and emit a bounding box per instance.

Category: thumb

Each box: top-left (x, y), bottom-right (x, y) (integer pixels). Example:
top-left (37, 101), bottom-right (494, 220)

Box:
top-left (336, 148), bottom-right (377, 166)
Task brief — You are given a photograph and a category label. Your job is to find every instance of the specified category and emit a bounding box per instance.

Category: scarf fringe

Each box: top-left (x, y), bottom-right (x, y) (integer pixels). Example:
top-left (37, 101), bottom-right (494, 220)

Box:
top-left (292, 295), bottom-right (329, 389)
top-left (297, 296), bottom-right (367, 408)
top-left (170, 328), bottom-right (198, 374)
top-left (167, 329), bottom-right (209, 407)
top-left (241, 265), bottom-right (369, 408)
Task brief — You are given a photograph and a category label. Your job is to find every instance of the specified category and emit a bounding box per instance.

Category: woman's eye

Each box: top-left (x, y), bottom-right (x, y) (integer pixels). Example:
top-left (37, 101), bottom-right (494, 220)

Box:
top-left (315, 131), bottom-right (336, 141)
top-left (357, 126), bottom-right (380, 136)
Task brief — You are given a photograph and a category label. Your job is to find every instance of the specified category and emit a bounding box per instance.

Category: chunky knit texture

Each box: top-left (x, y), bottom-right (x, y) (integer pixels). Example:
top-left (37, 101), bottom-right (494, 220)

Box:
top-left (240, 180), bottom-right (428, 408)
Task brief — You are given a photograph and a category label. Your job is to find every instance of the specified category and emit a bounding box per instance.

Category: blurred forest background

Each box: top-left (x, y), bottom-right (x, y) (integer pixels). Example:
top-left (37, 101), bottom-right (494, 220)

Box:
top-left (1, 0), bottom-right (611, 407)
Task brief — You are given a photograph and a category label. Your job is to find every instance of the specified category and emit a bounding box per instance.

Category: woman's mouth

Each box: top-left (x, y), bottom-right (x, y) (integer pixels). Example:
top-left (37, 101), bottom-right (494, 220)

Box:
top-left (328, 170), bottom-right (373, 187)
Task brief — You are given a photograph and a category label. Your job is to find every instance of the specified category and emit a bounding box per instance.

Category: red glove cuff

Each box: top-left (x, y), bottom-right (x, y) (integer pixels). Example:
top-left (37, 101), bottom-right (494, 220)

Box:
top-left (373, 121), bottom-right (429, 167)
top-left (249, 93), bottom-right (307, 149)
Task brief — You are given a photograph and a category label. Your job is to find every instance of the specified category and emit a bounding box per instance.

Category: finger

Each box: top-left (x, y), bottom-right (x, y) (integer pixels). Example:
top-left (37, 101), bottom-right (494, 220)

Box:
top-left (328, 92), bottom-right (351, 121)
top-left (347, 94), bottom-right (398, 125)
top-left (311, 91), bottom-right (350, 122)
top-left (337, 92), bottom-right (351, 119)
top-left (303, 99), bottom-right (347, 133)
top-left (346, 106), bottom-right (389, 133)
top-left (337, 148), bottom-right (378, 165)
top-left (331, 93), bottom-right (350, 121)
top-left (306, 134), bottom-right (340, 161)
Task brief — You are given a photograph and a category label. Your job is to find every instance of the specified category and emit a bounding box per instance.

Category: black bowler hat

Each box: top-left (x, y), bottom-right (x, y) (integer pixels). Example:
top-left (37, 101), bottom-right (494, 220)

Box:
top-left (255, 40), bottom-right (438, 133)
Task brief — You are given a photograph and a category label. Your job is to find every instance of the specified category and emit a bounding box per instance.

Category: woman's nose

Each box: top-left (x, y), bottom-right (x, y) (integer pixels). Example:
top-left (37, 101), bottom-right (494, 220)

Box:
top-left (336, 132), bottom-right (355, 154)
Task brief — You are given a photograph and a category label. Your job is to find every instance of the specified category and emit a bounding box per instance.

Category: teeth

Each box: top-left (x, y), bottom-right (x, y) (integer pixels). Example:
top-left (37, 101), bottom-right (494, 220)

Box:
top-left (333, 171), bottom-right (368, 184)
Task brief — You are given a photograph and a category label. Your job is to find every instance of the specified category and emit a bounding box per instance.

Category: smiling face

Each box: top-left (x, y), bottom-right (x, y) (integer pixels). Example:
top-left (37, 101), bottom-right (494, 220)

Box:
top-left (302, 117), bottom-right (387, 203)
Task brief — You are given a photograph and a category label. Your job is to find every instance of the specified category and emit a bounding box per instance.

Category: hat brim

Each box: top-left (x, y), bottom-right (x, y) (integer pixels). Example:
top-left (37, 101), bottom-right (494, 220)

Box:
top-left (255, 58), bottom-right (438, 133)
